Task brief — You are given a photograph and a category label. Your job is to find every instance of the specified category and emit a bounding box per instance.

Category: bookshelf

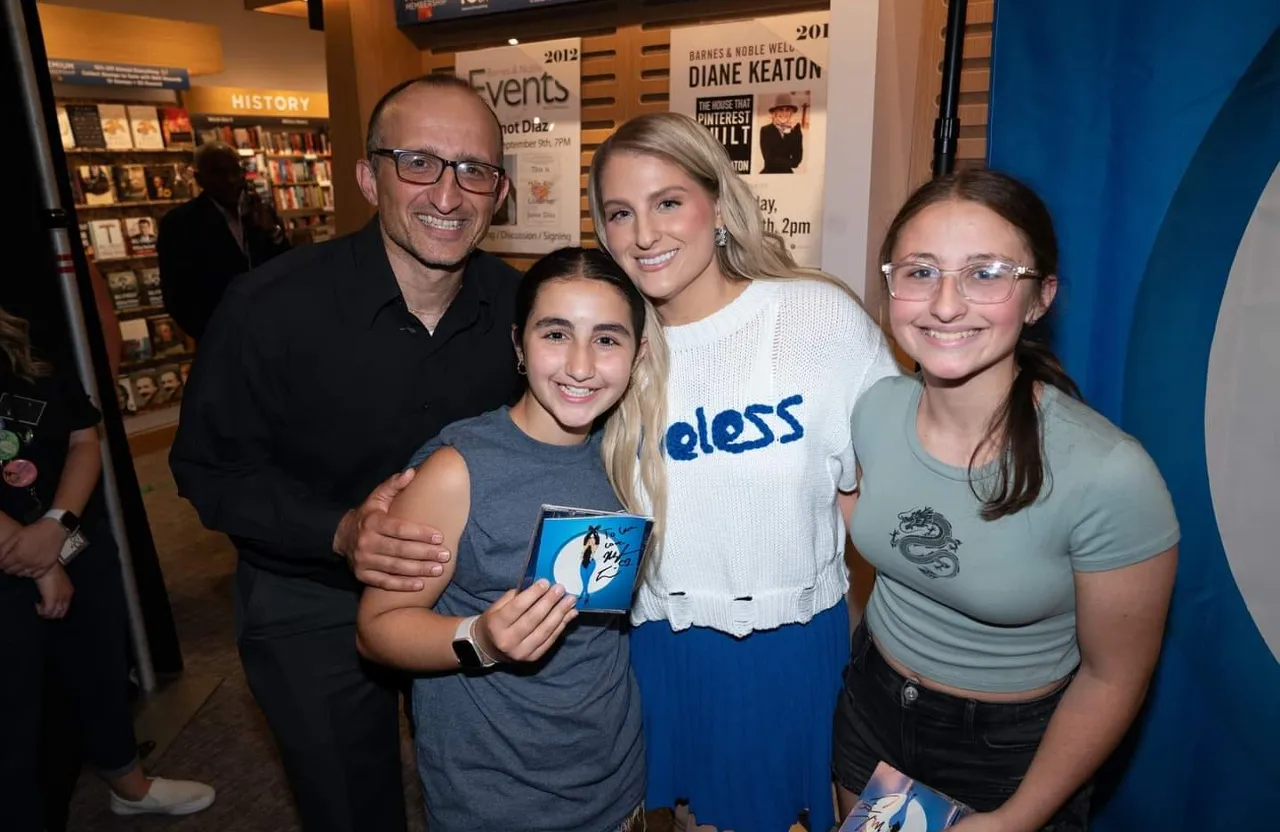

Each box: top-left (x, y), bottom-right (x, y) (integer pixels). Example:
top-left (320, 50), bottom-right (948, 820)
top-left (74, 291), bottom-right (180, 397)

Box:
top-left (192, 114), bottom-right (336, 246)
top-left (58, 96), bottom-right (197, 432)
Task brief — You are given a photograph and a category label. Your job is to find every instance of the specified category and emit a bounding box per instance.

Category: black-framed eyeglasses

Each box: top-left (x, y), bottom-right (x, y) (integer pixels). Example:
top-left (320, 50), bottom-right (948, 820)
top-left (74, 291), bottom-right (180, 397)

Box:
top-left (369, 148), bottom-right (505, 195)
top-left (881, 260), bottom-right (1040, 304)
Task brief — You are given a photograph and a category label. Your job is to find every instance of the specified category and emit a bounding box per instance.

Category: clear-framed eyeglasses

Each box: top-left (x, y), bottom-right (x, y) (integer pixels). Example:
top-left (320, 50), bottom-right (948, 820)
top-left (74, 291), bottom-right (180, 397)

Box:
top-left (369, 148), bottom-right (505, 195)
top-left (881, 260), bottom-right (1040, 304)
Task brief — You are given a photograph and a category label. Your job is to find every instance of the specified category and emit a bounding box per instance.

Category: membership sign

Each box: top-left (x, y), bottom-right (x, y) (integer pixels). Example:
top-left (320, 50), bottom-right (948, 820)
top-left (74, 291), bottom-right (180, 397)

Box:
top-left (670, 13), bottom-right (830, 268)
top-left (456, 38), bottom-right (582, 254)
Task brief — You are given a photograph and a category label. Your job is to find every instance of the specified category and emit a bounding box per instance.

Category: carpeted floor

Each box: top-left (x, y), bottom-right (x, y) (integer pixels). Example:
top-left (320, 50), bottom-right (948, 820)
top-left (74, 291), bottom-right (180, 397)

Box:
top-left (66, 449), bottom-right (426, 832)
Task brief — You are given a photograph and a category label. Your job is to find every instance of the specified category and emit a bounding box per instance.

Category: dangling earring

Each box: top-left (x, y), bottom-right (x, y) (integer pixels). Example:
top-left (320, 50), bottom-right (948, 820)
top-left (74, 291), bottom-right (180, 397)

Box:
top-left (516, 357), bottom-right (526, 375)
top-left (714, 225), bottom-right (728, 247)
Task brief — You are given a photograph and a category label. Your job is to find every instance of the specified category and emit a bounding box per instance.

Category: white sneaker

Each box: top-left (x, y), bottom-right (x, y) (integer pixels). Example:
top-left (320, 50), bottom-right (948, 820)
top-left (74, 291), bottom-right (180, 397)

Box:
top-left (109, 777), bottom-right (216, 816)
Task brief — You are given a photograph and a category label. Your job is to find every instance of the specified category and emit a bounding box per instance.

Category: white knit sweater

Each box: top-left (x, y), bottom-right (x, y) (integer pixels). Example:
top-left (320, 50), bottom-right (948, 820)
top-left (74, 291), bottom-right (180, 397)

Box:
top-left (632, 278), bottom-right (901, 636)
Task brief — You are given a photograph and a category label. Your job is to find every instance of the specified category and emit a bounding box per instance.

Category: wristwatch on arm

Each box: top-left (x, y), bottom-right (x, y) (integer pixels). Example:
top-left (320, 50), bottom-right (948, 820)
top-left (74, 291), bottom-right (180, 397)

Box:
top-left (43, 509), bottom-right (88, 565)
top-left (451, 615), bottom-right (498, 670)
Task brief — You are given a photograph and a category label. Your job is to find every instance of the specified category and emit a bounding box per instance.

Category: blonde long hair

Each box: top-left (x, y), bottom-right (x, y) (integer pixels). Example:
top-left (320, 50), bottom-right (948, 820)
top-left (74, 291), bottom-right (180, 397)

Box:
top-left (0, 307), bottom-right (51, 382)
top-left (512, 248), bottom-right (669, 551)
top-left (587, 111), bottom-right (864, 302)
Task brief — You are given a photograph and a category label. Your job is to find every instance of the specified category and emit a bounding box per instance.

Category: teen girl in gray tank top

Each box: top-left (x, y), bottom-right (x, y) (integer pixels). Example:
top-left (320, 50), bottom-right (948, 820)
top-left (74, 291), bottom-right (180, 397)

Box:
top-left (356, 248), bottom-right (667, 832)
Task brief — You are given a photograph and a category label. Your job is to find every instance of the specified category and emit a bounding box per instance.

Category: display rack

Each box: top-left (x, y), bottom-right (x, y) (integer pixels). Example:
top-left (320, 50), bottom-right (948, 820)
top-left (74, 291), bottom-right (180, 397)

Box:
top-left (58, 95), bottom-right (198, 432)
top-left (191, 114), bottom-right (336, 246)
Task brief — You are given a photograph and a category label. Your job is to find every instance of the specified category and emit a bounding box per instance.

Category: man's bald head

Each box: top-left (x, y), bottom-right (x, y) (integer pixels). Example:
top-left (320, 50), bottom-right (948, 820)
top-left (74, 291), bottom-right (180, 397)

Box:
top-left (365, 74), bottom-right (504, 163)
top-left (193, 141), bottom-right (246, 209)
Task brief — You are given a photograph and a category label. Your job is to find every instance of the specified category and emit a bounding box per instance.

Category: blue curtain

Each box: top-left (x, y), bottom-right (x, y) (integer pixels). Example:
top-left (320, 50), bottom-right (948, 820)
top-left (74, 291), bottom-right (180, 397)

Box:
top-left (987, 2), bottom-right (1280, 828)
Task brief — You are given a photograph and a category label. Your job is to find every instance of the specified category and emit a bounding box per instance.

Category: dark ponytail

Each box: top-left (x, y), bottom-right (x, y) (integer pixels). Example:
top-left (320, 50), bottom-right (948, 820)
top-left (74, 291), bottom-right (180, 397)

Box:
top-left (882, 169), bottom-right (1082, 521)
top-left (974, 333), bottom-right (1081, 519)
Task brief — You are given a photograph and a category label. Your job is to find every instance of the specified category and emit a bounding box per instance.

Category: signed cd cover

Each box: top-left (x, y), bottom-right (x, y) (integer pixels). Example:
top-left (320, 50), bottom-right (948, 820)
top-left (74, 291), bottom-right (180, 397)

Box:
top-left (520, 505), bottom-right (653, 614)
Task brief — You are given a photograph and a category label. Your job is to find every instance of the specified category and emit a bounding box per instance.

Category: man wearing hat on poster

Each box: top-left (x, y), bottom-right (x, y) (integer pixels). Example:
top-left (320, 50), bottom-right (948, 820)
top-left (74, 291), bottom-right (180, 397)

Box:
top-left (759, 92), bottom-right (804, 173)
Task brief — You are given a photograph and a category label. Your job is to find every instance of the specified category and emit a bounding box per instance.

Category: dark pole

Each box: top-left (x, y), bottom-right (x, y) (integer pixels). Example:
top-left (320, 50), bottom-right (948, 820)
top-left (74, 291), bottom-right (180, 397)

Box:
top-left (933, 0), bottom-right (970, 177)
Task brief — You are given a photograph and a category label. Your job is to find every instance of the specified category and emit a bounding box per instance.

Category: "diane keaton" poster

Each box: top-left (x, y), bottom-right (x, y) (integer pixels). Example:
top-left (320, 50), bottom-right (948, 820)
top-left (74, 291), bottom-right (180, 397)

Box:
top-left (456, 38), bottom-right (582, 254)
top-left (669, 12), bottom-right (829, 268)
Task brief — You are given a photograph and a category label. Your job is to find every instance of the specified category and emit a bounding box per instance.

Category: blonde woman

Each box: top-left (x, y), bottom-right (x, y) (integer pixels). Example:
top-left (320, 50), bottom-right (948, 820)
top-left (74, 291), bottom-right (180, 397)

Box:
top-left (587, 112), bottom-right (900, 832)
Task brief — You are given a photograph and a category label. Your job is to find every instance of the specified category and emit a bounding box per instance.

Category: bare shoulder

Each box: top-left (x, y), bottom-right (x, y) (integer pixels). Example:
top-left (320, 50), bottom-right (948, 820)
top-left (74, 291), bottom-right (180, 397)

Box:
top-left (389, 446), bottom-right (471, 528)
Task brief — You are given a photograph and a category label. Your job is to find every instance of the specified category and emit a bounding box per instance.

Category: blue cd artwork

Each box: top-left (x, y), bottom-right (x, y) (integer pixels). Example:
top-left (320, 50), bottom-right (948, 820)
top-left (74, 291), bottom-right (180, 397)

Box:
top-left (520, 506), bottom-right (653, 614)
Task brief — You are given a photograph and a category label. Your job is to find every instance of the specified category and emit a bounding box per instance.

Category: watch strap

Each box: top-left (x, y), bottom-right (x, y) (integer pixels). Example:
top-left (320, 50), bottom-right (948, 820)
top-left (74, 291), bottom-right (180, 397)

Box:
top-left (453, 615), bottom-right (498, 668)
top-left (42, 509), bottom-right (79, 535)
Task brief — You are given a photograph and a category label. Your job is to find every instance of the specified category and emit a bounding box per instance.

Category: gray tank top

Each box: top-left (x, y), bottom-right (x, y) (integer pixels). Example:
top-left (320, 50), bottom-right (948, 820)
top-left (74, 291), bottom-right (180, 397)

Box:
top-left (405, 407), bottom-right (644, 832)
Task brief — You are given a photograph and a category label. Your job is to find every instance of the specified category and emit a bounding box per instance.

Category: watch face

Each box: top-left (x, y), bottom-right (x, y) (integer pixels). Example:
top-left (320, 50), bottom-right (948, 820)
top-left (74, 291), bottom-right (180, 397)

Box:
top-left (452, 639), bottom-right (483, 670)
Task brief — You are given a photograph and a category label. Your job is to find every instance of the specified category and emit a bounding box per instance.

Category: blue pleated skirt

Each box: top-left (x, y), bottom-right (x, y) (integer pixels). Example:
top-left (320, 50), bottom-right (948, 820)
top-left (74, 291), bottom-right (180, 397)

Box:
top-left (631, 599), bottom-right (849, 832)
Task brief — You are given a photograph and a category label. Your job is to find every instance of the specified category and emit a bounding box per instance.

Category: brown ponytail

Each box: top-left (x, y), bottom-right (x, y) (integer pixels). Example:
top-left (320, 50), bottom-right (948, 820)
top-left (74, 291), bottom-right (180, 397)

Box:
top-left (0, 306), bottom-right (51, 383)
top-left (973, 333), bottom-right (1081, 520)
top-left (882, 169), bottom-right (1083, 521)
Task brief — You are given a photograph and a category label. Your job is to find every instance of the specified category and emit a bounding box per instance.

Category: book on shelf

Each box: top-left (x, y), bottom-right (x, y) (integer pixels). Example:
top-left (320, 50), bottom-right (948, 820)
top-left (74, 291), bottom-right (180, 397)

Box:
top-left (88, 219), bottom-right (128, 260)
top-left (152, 363), bottom-right (184, 407)
top-left (107, 269), bottom-right (141, 311)
top-left (137, 267), bottom-right (163, 307)
top-left (178, 360), bottom-right (192, 387)
top-left (115, 375), bottom-right (138, 416)
top-left (519, 505), bottom-right (654, 614)
top-left (114, 165), bottom-right (149, 202)
top-left (78, 223), bottom-right (93, 258)
top-left (76, 165), bottom-right (115, 205)
top-left (118, 317), bottom-right (152, 362)
top-left (148, 315), bottom-right (186, 358)
top-left (98, 104), bottom-right (133, 150)
top-left (56, 106), bottom-right (75, 149)
top-left (171, 163), bottom-right (195, 199)
top-left (838, 762), bottom-right (973, 832)
top-left (66, 104), bottom-right (106, 149)
top-left (160, 107), bottom-right (193, 146)
top-left (144, 165), bottom-right (176, 200)
top-left (127, 105), bottom-right (165, 150)
top-left (130, 368), bottom-right (160, 411)
top-left (124, 217), bottom-right (158, 255)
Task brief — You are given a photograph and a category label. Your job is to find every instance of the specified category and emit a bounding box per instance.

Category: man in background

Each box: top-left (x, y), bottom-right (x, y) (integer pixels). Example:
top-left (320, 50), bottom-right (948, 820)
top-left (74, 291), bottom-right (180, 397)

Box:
top-left (156, 142), bottom-right (291, 342)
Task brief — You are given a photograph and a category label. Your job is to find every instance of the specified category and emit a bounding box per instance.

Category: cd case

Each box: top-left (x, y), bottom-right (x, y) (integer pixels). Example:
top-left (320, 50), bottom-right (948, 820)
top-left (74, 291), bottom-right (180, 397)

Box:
top-left (519, 504), bottom-right (654, 614)
top-left (839, 761), bottom-right (973, 831)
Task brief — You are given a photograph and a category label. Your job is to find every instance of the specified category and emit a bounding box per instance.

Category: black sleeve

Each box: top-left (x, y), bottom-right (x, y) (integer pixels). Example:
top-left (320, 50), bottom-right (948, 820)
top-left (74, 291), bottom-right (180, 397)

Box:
top-left (791, 129), bottom-right (804, 168)
top-left (760, 125), bottom-right (781, 165)
top-left (56, 365), bottom-right (102, 433)
top-left (168, 297), bottom-right (348, 564)
top-left (156, 212), bottom-right (207, 340)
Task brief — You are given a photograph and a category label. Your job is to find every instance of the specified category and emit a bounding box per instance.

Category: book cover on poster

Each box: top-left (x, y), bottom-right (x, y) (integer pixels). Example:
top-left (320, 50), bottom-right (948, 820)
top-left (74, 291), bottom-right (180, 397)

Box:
top-left (520, 505), bottom-right (653, 614)
top-left (124, 216), bottom-right (158, 255)
top-left (88, 219), bottom-right (128, 260)
top-left (839, 762), bottom-right (972, 832)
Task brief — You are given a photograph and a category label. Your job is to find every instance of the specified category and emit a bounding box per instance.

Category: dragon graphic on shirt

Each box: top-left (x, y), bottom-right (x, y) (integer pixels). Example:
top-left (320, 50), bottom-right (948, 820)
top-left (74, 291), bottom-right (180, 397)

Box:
top-left (890, 507), bottom-right (962, 579)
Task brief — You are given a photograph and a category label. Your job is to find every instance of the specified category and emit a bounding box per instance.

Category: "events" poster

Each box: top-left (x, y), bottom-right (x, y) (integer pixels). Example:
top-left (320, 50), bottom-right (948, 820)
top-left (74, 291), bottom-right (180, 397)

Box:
top-left (456, 38), bottom-right (582, 255)
top-left (669, 12), bottom-right (829, 268)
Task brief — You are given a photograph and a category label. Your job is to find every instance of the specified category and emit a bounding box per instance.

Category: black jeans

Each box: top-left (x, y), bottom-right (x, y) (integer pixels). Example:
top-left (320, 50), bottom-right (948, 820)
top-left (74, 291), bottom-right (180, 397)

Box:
top-left (0, 524), bottom-right (139, 832)
top-left (235, 560), bottom-right (407, 832)
top-left (832, 623), bottom-right (1091, 830)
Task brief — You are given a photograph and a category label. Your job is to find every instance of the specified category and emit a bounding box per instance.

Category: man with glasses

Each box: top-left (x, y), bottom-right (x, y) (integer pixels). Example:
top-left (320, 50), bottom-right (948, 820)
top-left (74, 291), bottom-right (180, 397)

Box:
top-left (170, 76), bottom-right (520, 832)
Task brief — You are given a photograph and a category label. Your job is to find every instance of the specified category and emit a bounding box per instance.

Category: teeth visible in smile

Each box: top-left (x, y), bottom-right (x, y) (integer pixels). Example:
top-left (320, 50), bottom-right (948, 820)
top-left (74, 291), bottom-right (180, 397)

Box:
top-left (559, 384), bottom-right (595, 397)
top-left (637, 250), bottom-right (676, 266)
top-left (417, 214), bottom-right (464, 230)
top-left (926, 329), bottom-right (979, 341)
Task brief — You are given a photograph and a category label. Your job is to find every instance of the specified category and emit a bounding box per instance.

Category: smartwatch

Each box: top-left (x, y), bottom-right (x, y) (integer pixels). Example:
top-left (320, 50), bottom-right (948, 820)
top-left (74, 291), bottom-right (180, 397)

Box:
top-left (451, 615), bottom-right (498, 670)
top-left (43, 509), bottom-right (81, 536)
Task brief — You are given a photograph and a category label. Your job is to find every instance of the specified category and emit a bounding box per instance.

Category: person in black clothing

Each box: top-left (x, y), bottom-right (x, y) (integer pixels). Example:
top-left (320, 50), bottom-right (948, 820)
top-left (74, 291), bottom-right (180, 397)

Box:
top-left (759, 93), bottom-right (804, 174)
top-left (156, 141), bottom-right (291, 342)
top-left (169, 75), bottom-right (520, 832)
top-left (0, 307), bottom-right (214, 830)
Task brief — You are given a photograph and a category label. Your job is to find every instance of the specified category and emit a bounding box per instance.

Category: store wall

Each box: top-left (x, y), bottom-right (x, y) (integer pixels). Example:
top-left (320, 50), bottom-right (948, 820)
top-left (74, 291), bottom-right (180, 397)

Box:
top-left (40, 0), bottom-right (327, 91)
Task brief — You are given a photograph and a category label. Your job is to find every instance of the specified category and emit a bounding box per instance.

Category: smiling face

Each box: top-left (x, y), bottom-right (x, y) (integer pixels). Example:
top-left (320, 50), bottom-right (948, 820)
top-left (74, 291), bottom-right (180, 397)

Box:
top-left (514, 276), bottom-right (644, 444)
top-left (598, 151), bottom-right (730, 325)
top-left (771, 106), bottom-right (797, 127)
top-left (888, 198), bottom-right (1057, 387)
top-left (357, 83), bottom-right (508, 273)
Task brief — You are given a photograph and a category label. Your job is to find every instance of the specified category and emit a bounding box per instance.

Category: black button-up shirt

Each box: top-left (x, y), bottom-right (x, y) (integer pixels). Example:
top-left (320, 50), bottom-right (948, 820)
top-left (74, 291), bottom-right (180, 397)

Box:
top-left (170, 218), bottom-right (521, 591)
